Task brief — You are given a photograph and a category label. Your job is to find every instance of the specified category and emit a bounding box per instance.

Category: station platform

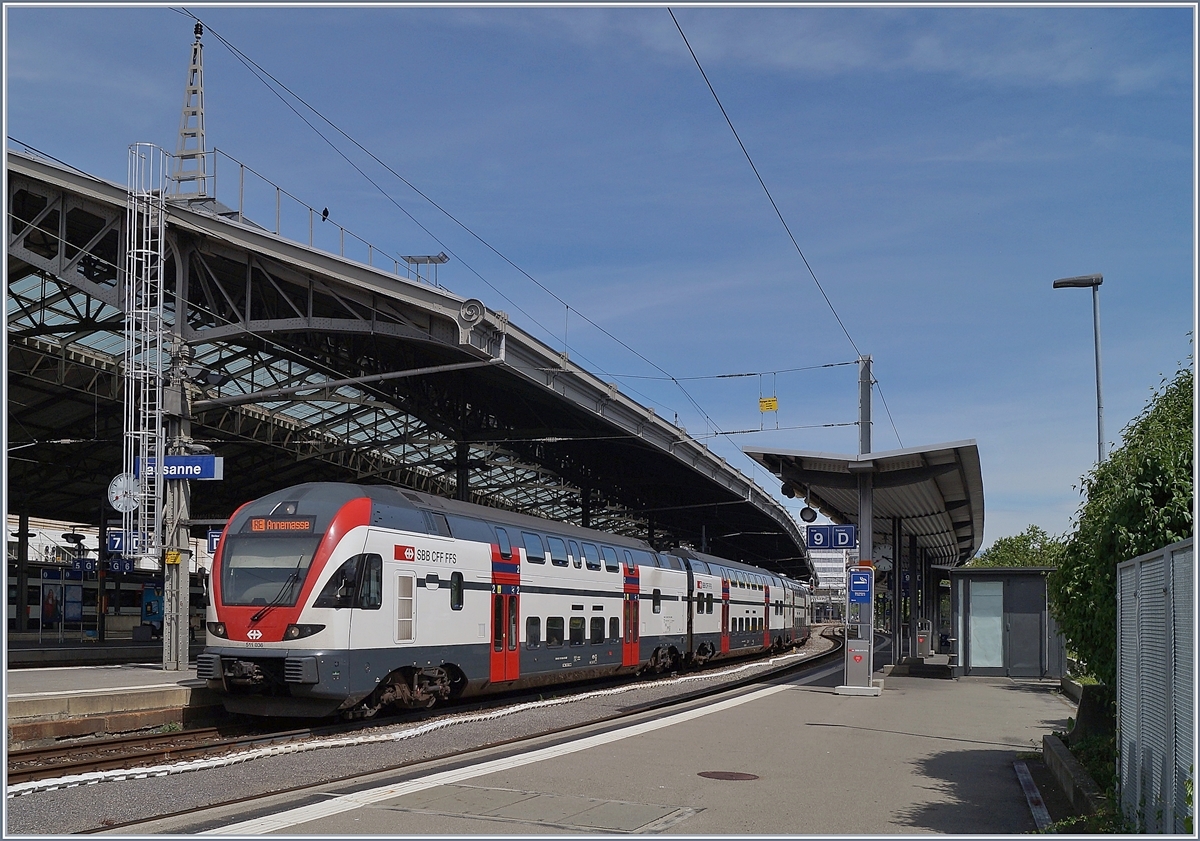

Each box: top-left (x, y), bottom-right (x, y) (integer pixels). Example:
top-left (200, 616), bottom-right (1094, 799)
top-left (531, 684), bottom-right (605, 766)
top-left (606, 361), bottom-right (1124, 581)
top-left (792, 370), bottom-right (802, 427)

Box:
top-left (73, 653), bottom-right (1081, 836)
top-left (6, 653), bottom-right (217, 745)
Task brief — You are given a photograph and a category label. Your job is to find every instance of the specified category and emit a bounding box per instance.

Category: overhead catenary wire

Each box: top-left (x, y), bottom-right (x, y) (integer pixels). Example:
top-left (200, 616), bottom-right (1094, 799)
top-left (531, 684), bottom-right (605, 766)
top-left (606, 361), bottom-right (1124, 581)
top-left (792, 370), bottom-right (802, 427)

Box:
top-left (668, 8), bottom-right (861, 360)
top-left (669, 8), bottom-right (910, 450)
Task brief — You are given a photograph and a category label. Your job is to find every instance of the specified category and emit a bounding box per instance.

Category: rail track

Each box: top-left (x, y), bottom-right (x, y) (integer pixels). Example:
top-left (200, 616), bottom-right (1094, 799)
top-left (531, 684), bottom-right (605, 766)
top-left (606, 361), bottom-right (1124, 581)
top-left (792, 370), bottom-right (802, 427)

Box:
top-left (10, 628), bottom-right (843, 800)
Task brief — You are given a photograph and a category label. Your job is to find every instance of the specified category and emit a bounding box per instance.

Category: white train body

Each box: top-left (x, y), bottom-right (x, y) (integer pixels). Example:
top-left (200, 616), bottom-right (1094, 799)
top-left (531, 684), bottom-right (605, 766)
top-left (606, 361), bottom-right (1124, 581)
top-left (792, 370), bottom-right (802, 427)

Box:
top-left (198, 483), bottom-right (809, 717)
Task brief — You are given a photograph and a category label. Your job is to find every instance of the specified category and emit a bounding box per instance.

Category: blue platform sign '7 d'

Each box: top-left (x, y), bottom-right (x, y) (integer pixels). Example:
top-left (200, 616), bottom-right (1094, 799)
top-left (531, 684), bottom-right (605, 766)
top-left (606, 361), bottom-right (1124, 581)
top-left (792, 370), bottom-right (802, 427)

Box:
top-left (848, 570), bottom-right (872, 604)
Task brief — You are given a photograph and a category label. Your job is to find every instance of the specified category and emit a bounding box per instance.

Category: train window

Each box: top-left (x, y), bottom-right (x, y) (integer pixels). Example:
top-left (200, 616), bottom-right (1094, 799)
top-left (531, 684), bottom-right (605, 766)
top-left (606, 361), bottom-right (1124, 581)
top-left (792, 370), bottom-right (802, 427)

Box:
top-left (652, 589), bottom-right (662, 614)
top-left (396, 574), bottom-right (414, 641)
top-left (623, 549), bottom-right (634, 571)
top-left (427, 512), bottom-right (452, 537)
top-left (546, 617), bottom-right (564, 647)
top-left (526, 616), bottom-right (541, 647)
top-left (547, 537), bottom-right (570, 567)
top-left (360, 555), bottom-right (383, 610)
top-left (425, 573), bottom-right (439, 590)
top-left (508, 596), bottom-right (518, 650)
top-left (315, 555), bottom-right (363, 609)
top-left (569, 616), bottom-right (585, 645)
top-left (707, 593), bottom-right (714, 614)
top-left (450, 572), bottom-right (464, 611)
top-left (690, 560), bottom-right (710, 575)
top-left (609, 616), bottom-right (620, 641)
top-left (590, 617), bottom-right (605, 644)
top-left (601, 546), bottom-right (619, 573)
top-left (568, 540), bottom-right (582, 568)
top-left (493, 596), bottom-right (504, 652)
top-left (522, 532), bottom-right (547, 564)
top-left (219, 534), bottom-right (320, 607)
top-left (495, 527), bottom-right (512, 559)
top-left (666, 556), bottom-right (683, 571)
top-left (446, 515), bottom-right (494, 544)
top-left (581, 543), bottom-right (601, 571)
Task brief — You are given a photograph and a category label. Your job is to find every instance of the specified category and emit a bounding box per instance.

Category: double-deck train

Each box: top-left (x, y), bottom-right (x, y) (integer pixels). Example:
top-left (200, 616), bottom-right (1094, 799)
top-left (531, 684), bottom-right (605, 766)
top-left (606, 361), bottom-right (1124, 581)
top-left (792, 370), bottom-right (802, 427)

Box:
top-left (198, 482), bottom-right (810, 718)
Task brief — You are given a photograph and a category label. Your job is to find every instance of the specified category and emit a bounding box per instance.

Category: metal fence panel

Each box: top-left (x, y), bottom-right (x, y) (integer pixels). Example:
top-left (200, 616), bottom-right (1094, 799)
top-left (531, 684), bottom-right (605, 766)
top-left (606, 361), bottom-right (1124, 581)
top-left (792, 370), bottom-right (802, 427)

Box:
top-left (1117, 538), bottom-right (1194, 833)
top-left (1170, 542), bottom-right (1194, 833)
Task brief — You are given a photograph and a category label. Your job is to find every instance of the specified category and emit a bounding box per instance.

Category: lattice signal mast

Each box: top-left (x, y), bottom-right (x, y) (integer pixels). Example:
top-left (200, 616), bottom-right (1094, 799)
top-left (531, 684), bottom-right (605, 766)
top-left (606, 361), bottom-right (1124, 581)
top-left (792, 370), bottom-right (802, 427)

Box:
top-left (170, 22), bottom-right (207, 197)
top-left (124, 144), bottom-right (168, 569)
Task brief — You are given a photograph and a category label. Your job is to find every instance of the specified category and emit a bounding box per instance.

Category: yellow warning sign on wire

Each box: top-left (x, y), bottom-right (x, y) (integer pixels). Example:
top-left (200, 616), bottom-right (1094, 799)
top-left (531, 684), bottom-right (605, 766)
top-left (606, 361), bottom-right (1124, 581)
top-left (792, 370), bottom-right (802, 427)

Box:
top-left (759, 396), bottom-right (778, 412)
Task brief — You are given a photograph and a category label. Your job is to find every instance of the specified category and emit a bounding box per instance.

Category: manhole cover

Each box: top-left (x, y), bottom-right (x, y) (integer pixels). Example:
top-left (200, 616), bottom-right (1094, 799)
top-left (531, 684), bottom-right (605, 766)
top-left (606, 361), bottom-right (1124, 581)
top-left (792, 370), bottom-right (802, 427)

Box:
top-left (697, 771), bottom-right (759, 781)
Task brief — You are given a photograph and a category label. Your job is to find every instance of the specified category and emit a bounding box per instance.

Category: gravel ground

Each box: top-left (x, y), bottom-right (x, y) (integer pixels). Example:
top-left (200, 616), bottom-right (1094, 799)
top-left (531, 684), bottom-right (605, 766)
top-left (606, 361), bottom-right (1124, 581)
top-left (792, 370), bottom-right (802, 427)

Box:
top-left (6, 637), bottom-right (834, 835)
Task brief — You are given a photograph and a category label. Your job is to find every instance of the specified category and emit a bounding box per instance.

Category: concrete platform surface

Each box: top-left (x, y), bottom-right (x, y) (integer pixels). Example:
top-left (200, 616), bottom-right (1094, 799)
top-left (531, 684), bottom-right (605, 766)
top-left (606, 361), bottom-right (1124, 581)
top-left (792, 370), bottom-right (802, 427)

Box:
top-left (6, 662), bottom-right (206, 728)
top-left (135, 667), bottom-right (1074, 836)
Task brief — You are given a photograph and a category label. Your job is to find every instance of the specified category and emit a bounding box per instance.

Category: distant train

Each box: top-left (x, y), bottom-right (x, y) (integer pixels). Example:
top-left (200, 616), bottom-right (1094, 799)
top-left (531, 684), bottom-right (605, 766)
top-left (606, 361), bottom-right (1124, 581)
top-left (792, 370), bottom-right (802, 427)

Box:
top-left (198, 482), bottom-right (810, 718)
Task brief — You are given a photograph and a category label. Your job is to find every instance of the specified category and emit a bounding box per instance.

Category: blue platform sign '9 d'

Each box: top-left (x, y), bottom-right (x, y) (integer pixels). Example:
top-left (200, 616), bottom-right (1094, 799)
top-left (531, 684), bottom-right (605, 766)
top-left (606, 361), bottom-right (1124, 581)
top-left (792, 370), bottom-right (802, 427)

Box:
top-left (848, 570), bottom-right (873, 604)
top-left (806, 524), bottom-right (857, 549)
top-left (135, 455), bottom-right (224, 480)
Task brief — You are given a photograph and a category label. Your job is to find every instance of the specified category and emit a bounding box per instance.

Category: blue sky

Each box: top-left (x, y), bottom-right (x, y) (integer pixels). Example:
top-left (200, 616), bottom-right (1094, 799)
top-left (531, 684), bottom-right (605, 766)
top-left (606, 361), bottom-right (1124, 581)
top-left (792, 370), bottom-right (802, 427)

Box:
top-left (5, 4), bottom-right (1194, 551)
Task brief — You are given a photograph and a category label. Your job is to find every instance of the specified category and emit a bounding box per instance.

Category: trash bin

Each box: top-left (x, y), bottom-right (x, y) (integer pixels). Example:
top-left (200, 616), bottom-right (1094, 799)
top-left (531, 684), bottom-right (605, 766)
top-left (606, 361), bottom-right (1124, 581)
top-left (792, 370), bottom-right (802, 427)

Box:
top-left (917, 619), bottom-right (933, 657)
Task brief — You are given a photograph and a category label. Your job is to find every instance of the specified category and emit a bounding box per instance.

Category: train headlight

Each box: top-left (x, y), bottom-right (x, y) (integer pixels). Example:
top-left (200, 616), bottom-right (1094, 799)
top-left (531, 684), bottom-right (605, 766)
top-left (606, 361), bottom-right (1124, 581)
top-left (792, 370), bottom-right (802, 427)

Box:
top-left (284, 623), bottom-right (325, 640)
top-left (207, 621), bottom-right (228, 638)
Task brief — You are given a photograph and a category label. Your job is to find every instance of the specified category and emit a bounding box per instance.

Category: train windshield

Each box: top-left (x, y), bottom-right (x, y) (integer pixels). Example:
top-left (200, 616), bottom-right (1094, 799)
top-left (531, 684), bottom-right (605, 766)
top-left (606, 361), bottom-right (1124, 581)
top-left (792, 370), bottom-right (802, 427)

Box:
top-left (220, 535), bottom-right (321, 607)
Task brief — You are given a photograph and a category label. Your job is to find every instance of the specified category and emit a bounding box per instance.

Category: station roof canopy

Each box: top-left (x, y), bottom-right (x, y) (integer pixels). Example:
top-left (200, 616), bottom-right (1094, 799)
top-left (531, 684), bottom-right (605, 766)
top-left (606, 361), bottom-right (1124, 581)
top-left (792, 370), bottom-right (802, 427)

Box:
top-left (6, 149), bottom-right (811, 579)
top-left (743, 440), bottom-right (984, 567)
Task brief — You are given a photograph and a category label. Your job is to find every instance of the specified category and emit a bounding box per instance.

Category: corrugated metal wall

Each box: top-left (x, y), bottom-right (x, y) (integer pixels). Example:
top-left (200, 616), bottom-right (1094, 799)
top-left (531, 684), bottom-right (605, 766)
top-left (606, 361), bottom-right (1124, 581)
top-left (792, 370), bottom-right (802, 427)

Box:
top-left (1117, 538), bottom-right (1193, 833)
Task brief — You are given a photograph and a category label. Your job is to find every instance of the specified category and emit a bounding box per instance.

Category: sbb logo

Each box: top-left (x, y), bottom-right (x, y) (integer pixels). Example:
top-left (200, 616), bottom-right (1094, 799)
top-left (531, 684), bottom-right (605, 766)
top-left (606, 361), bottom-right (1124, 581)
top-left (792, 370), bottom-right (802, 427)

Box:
top-left (395, 545), bottom-right (416, 562)
top-left (247, 629), bottom-right (263, 640)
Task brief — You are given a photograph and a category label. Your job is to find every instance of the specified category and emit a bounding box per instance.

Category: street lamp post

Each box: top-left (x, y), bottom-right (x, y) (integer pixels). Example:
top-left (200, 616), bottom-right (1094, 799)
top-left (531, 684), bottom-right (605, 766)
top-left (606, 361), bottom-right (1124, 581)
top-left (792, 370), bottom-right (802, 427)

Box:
top-left (1052, 273), bottom-right (1106, 463)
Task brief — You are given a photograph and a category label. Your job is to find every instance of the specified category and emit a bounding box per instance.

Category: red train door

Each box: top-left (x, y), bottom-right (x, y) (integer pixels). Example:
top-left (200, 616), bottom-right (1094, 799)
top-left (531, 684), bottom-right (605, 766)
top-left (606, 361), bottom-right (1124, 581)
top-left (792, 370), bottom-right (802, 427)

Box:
top-left (622, 559), bottom-right (640, 666)
top-left (489, 529), bottom-right (520, 683)
top-left (720, 577), bottom-right (730, 654)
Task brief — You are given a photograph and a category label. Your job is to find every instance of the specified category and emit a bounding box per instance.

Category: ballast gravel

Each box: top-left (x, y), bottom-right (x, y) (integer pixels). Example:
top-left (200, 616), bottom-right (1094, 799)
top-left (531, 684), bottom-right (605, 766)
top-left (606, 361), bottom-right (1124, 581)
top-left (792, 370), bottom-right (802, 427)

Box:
top-left (7, 637), bottom-right (833, 835)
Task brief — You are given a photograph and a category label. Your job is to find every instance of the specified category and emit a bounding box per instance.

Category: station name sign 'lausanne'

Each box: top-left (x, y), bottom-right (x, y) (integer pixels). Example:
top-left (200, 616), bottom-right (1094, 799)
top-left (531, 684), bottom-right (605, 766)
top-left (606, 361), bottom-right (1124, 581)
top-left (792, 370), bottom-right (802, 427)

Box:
top-left (134, 455), bottom-right (224, 480)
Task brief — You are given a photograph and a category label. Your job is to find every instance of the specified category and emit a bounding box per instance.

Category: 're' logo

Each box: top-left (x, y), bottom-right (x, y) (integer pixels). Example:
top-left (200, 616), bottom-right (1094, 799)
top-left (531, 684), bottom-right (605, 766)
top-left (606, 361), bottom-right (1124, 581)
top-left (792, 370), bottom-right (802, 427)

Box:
top-left (395, 545), bottom-right (416, 561)
top-left (247, 629), bottom-right (263, 640)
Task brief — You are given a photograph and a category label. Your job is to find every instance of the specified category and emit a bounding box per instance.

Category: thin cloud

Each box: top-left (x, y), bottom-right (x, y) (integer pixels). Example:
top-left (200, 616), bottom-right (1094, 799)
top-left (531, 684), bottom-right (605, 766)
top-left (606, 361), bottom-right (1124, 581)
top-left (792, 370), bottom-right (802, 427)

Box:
top-left (454, 7), bottom-right (1187, 96)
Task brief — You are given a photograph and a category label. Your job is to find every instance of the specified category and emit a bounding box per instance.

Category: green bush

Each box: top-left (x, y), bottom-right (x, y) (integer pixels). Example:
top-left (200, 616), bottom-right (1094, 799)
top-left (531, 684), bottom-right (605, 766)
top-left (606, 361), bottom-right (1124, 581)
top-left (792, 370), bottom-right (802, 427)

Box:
top-left (1048, 361), bottom-right (1193, 688)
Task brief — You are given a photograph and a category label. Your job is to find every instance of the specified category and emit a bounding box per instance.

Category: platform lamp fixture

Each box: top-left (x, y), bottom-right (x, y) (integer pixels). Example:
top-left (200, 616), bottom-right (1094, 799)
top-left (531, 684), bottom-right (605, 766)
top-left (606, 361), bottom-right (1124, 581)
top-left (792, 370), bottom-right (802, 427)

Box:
top-left (1052, 273), bottom-right (1106, 463)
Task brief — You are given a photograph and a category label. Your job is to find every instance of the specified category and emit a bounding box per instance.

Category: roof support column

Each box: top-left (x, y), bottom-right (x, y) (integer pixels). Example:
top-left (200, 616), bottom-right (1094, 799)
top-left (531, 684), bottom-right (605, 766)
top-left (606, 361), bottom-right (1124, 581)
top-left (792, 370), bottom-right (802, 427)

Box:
top-left (580, 486), bottom-right (591, 529)
top-left (857, 471), bottom-right (873, 579)
top-left (455, 441), bottom-right (470, 502)
top-left (16, 512), bottom-right (31, 633)
top-left (909, 534), bottom-right (920, 661)
top-left (891, 516), bottom-right (902, 665)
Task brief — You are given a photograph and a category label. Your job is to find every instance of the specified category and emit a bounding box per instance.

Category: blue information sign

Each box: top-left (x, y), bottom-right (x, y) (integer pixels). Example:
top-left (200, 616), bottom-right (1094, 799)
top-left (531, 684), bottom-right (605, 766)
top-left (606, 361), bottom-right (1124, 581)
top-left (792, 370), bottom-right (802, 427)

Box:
top-left (135, 455), bottom-right (224, 481)
top-left (107, 531), bottom-right (144, 554)
top-left (806, 525), bottom-right (832, 548)
top-left (832, 524), bottom-right (857, 548)
top-left (807, 523), bottom-right (858, 549)
top-left (848, 569), bottom-right (872, 604)
top-left (207, 530), bottom-right (222, 554)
